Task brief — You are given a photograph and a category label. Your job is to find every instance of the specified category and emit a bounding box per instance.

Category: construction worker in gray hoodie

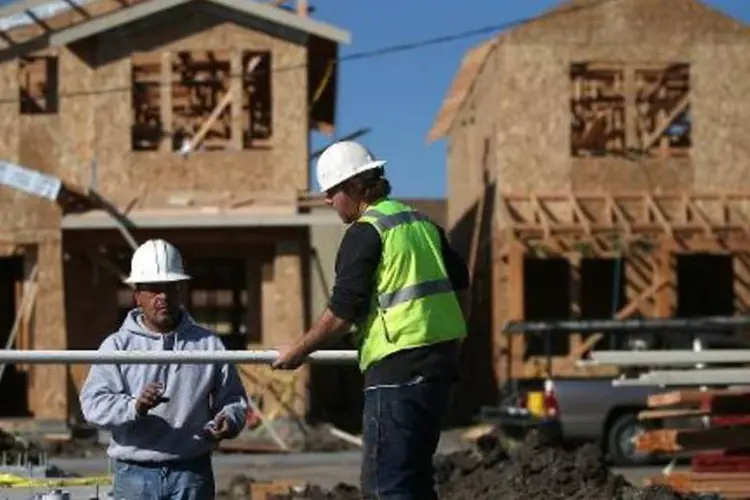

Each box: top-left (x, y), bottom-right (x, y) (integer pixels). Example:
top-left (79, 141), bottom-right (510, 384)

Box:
top-left (80, 239), bottom-right (249, 500)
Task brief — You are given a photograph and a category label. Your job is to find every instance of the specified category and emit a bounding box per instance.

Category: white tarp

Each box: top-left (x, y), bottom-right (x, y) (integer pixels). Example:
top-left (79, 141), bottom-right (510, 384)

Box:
top-left (0, 160), bottom-right (62, 201)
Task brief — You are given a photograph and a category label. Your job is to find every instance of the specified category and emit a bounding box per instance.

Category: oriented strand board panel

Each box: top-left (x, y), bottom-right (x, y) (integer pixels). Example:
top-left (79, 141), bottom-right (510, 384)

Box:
top-left (29, 238), bottom-right (68, 420)
top-left (442, 0), bottom-right (750, 231)
top-left (0, 115), bottom-right (61, 235)
top-left (94, 6), bottom-right (308, 204)
top-left (691, 42), bottom-right (750, 190)
top-left (261, 239), bottom-right (307, 416)
top-left (58, 43), bottom-right (97, 187)
top-left (504, 0), bottom-right (750, 46)
top-left (445, 46), bottom-right (499, 229)
top-left (490, 43), bottom-right (572, 196)
top-left (0, 60), bottom-right (21, 235)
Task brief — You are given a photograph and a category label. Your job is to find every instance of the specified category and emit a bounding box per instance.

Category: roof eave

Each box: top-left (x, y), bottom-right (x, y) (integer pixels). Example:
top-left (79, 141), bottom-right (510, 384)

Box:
top-left (46, 0), bottom-right (350, 48)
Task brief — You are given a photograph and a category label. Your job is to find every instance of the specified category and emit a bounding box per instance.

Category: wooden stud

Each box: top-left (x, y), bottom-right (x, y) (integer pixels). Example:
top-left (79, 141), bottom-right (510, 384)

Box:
top-left (507, 239), bottom-right (525, 380)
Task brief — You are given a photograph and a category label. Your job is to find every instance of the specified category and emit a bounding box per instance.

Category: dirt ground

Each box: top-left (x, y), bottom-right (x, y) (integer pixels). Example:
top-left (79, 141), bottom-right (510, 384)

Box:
top-left (264, 433), bottom-right (713, 500)
top-left (0, 428), bottom-right (715, 500)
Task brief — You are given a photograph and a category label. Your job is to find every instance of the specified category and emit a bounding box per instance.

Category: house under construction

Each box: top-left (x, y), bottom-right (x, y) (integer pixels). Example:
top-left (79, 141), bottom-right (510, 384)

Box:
top-left (0, 0), bottom-right (351, 427)
top-left (429, 0), bottom-right (750, 419)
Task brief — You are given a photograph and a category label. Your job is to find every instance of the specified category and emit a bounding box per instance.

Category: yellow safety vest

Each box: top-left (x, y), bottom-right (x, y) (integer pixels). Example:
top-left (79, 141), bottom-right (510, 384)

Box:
top-left (353, 198), bottom-right (467, 371)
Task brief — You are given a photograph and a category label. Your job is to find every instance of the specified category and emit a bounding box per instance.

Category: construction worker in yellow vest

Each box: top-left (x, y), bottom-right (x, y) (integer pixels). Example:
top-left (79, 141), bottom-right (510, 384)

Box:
top-left (273, 140), bottom-right (470, 500)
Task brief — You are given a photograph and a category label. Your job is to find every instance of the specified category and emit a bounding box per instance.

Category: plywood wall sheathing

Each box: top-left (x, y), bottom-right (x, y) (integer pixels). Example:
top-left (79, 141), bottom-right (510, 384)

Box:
top-left (29, 239), bottom-right (67, 419)
top-left (436, 0), bottom-right (750, 387)
top-left (93, 11), bottom-right (308, 199)
top-left (260, 240), bottom-right (306, 416)
top-left (0, 0), bottom-right (345, 422)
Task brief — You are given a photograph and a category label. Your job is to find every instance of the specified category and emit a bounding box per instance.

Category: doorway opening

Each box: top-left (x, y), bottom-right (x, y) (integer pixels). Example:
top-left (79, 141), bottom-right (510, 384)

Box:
top-left (0, 256), bottom-right (31, 416)
top-left (677, 254), bottom-right (734, 317)
top-left (580, 257), bottom-right (626, 350)
top-left (523, 257), bottom-right (571, 358)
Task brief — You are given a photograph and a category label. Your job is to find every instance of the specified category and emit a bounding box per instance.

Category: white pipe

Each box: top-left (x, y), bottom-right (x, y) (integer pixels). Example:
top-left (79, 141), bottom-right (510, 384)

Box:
top-left (581, 349), bottom-right (750, 367)
top-left (612, 368), bottom-right (750, 386)
top-left (0, 349), bottom-right (358, 364)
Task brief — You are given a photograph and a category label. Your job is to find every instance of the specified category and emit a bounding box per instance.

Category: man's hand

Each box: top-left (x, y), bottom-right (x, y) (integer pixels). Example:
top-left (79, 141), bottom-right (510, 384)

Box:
top-left (204, 413), bottom-right (234, 442)
top-left (271, 344), bottom-right (308, 371)
top-left (135, 382), bottom-right (168, 417)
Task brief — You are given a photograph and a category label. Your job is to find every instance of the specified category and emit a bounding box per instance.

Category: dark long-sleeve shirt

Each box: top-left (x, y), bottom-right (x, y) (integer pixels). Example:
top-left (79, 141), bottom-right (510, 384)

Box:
top-left (329, 219), bottom-right (469, 387)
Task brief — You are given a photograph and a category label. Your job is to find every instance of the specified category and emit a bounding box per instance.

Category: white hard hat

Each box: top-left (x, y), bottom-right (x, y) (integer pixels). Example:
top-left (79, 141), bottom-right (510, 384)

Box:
top-left (124, 239), bottom-right (191, 284)
top-left (316, 140), bottom-right (386, 193)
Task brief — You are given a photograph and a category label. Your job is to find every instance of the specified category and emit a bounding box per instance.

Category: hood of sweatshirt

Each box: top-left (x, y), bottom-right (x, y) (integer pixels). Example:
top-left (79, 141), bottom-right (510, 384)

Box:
top-left (79, 308), bottom-right (249, 462)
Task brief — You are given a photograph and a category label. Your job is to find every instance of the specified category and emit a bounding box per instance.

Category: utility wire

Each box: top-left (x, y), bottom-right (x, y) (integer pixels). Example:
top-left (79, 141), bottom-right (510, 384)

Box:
top-left (1, 0), bottom-right (616, 102)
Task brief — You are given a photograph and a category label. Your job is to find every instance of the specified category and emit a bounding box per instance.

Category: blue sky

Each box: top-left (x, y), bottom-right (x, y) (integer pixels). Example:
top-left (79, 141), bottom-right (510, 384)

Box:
top-left (308, 0), bottom-right (749, 199)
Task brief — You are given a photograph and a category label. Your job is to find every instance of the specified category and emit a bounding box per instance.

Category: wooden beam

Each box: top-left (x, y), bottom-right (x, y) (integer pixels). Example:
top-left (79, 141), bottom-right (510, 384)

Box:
top-left (529, 193), bottom-right (550, 240)
top-left (644, 193), bottom-right (673, 237)
top-left (507, 240), bottom-right (525, 380)
top-left (87, 187), bottom-right (139, 251)
top-left (230, 50), bottom-right (244, 151)
top-left (181, 55), bottom-right (261, 155)
top-left (568, 192), bottom-right (591, 235)
top-left (683, 194), bottom-right (713, 237)
top-left (0, 265), bottom-right (38, 383)
top-left (564, 276), bottom-right (669, 362)
top-left (642, 94), bottom-right (689, 151)
top-left (159, 51), bottom-right (172, 152)
top-left (62, 0), bottom-right (93, 19)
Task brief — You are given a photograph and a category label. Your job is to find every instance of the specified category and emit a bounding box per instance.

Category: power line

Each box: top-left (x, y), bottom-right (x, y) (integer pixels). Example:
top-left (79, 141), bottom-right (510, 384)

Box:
top-left (1, 0), bottom-right (615, 102)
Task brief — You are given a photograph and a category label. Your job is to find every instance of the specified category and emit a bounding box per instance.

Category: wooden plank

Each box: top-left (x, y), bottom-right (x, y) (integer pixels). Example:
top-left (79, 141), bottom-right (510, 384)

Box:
top-left (638, 408), bottom-right (705, 420)
top-left (181, 55), bottom-right (261, 155)
top-left (564, 277), bottom-right (668, 362)
top-left (507, 240), bottom-right (525, 379)
top-left (229, 50), bottom-right (244, 151)
top-left (646, 472), bottom-right (750, 496)
top-left (637, 426), bottom-right (750, 454)
top-left (647, 389), bottom-right (750, 409)
top-left (159, 51), bottom-right (172, 152)
top-left (693, 452), bottom-right (750, 474)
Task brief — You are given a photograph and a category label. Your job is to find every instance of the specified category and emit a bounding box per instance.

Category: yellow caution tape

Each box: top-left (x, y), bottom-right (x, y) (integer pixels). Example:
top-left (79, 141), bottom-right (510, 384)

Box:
top-left (0, 473), bottom-right (112, 488)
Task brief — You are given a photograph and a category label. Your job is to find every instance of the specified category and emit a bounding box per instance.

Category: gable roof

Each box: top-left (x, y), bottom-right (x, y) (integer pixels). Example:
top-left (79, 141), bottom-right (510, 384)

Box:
top-left (426, 38), bottom-right (497, 144)
top-left (0, 0), bottom-right (349, 55)
top-left (426, 0), bottom-right (749, 143)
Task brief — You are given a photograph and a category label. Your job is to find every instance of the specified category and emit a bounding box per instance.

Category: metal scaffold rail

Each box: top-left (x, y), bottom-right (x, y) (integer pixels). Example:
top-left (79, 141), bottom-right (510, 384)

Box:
top-left (503, 315), bottom-right (750, 334)
top-left (612, 368), bottom-right (750, 387)
top-left (0, 349), bottom-right (358, 364)
top-left (580, 349), bottom-right (750, 367)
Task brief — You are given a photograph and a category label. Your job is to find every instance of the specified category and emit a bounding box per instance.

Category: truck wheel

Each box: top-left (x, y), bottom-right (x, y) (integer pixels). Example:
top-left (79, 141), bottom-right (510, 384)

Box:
top-left (606, 412), bottom-right (654, 466)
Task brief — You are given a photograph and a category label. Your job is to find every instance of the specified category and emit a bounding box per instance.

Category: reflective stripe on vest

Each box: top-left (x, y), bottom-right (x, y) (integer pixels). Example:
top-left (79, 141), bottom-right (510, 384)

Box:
top-left (363, 207), bottom-right (454, 310)
top-left (355, 199), bottom-right (466, 372)
top-left (364, 209), bottom-right (431, 232)
top-left (378, 277), bottom-right (454, 309)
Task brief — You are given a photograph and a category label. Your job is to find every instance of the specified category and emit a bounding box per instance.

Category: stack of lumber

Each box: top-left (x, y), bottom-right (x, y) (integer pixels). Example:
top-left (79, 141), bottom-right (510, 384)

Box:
top-left (636, 388), bottom-right (750, 499)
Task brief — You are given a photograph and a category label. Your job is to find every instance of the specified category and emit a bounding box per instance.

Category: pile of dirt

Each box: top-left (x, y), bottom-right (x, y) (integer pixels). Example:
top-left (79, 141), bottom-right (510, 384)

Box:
top-left (433, 432), bottom-right (709, 500)
top-left (269, 432), bottom-right (718, 500)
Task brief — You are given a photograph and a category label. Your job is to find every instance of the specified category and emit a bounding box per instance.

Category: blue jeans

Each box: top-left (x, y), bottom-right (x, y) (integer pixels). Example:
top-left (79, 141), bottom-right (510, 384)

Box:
top-left (360, 377), bottom-right (451, 500)
top-left (112, 454), bottom-right (215, 500)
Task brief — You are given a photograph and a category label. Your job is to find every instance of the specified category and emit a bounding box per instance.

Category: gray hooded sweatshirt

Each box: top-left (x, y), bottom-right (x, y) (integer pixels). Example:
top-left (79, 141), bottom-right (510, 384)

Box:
top-left (79, 309), bottom-right (249, 462)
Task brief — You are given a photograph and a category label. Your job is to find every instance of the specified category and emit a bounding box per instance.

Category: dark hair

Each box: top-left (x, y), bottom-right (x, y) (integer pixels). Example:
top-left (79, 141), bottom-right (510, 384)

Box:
top-left (347, 167), bottom-right (391, 203)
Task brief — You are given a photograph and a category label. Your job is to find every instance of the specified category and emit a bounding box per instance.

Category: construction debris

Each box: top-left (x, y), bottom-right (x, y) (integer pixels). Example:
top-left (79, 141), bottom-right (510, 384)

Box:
top-left (268, 432), bottom-right (707, 500)
top-left (638, 388), bottom-right (750, 498)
